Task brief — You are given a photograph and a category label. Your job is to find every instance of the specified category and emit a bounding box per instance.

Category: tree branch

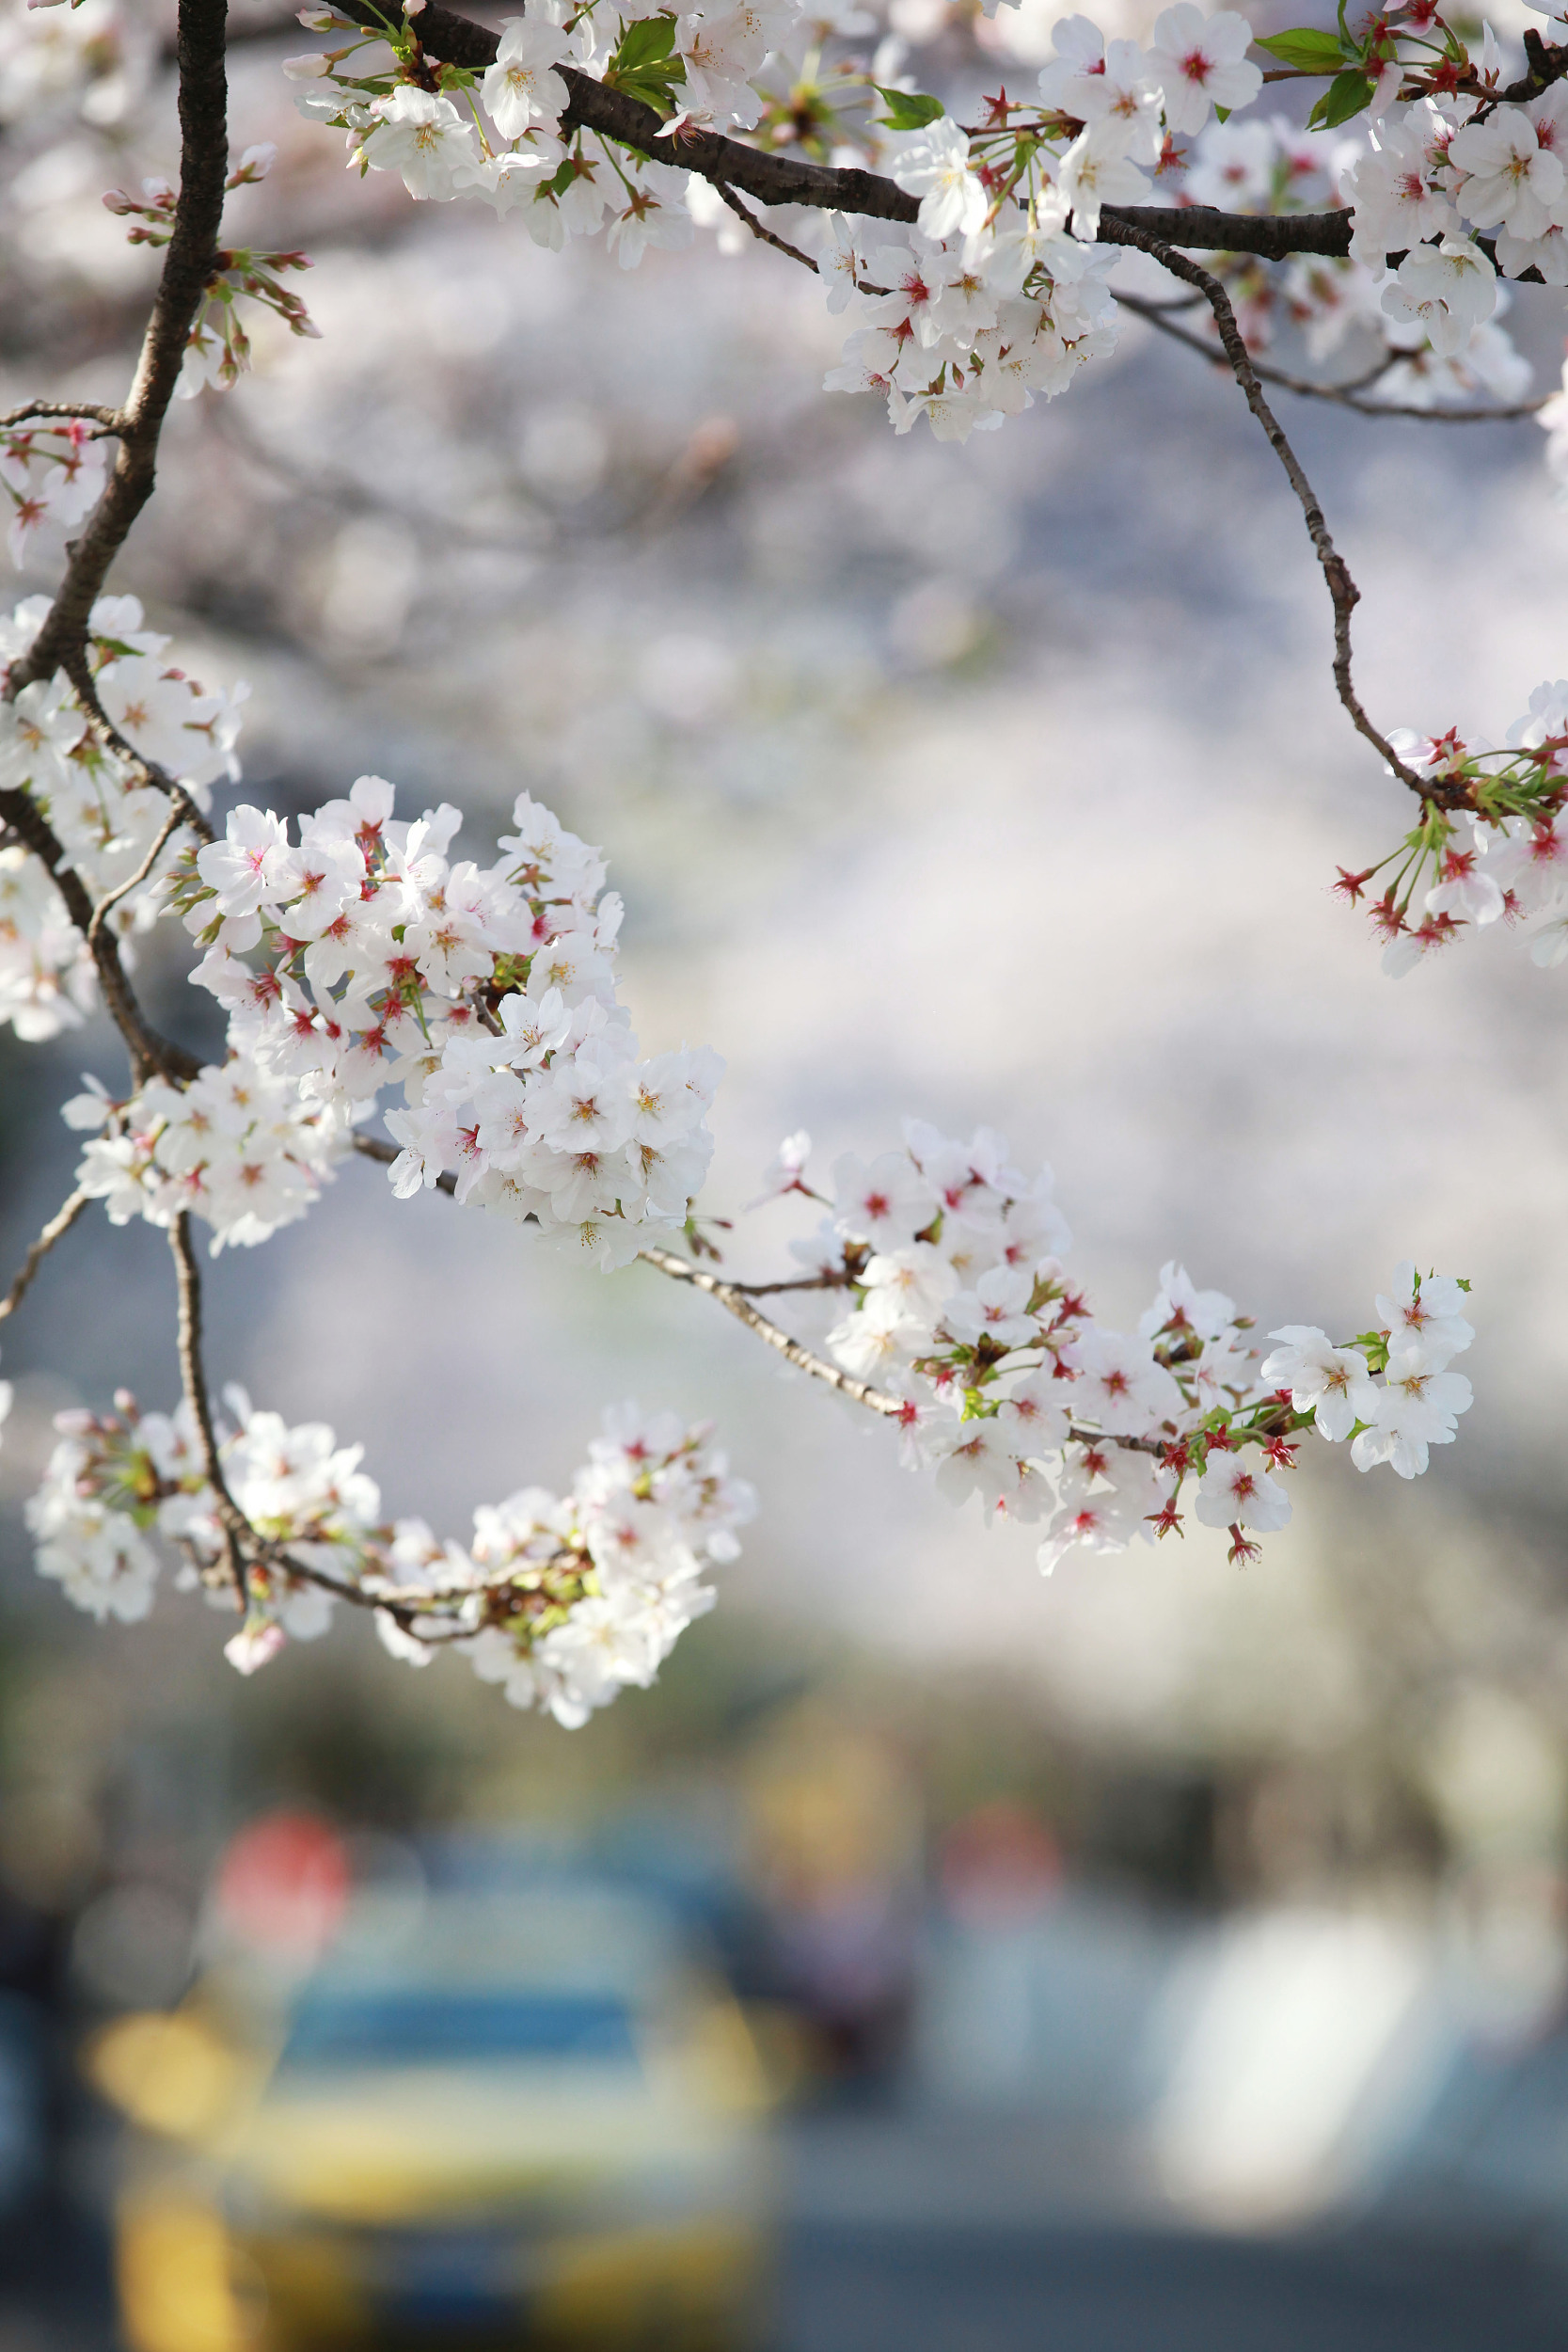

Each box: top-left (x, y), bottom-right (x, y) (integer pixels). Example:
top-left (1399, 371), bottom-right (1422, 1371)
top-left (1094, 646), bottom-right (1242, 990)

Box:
top-left (8, 0), bottom-right (231, 696)
top-left (1099, 218), bottom-right (1443, 808)
top-left (0, 1190), bottom-right (89, 1325)
top-left (0, 783), bottom-right (202, 1086)
top-left (334, 2), bottom-right (1360, 261)
top-left (0, 404), bottom-right (124, 435)
top-left (168, 1210), bottom-right (253, 1604)
top-left (638, 1243), bottom-right (907, 1416)
top-left (715, 183), bottom-right (820, 273)
top-left (87, 796), bottom-right (198, 950)
top-left (1118, 291), bottom-right (1551, 422)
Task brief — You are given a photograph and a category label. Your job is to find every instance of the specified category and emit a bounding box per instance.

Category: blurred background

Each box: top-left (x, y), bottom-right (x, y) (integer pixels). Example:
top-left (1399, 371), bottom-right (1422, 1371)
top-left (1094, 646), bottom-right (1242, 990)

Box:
top-left (7, 0), bottom-right (1568, 2344)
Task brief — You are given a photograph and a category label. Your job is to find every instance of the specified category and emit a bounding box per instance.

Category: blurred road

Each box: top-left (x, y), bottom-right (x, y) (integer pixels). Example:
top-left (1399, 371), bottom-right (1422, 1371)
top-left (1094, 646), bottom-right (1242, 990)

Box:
top-left (8, 2113), bottom-right (1568, 2352)
top-left (782, 2217), bottom-right (1568, 2352)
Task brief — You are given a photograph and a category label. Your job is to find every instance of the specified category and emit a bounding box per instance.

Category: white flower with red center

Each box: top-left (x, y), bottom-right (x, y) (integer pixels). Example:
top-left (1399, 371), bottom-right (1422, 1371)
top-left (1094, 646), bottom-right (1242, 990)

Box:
top-left (1449, 104), bottom-right (1565, 241)
top-left (861, 246), bottom-right (943, 349)
top-left (1347, 104), bottom-right (1460, 268)
top-left (1194, 1445), bottom-right (1291, 1532)
top-left (1259, 1327), bottom-right (1379, 1441)
top-left (831, 1149), bottom-right (939, 1249)
top-left (196, 806), bottom-right (291, 920)
top-left (1037, 1449), bottom-right (1166, 1573)
top-left (1351, 1341), bottom-right (1473, 1479)
top-left (932, 1416), bottom-right (1024, 1510)
top-left (942, 1264), bottom-right (1038, 1351)
top-left (1061, 1328), bottom-right (1183, 1436)
top-left (1145, 5), bottom-right (1261, 138)
top-left (1138, 1260), bottom-right (1236, 1343)
top-left (273, 838), bottom-right (365, 940)
top-left (995, 1374), bottom-right (1070, 1457)
top-left (1425, 825), bottom-right (1508, 928)
top-left (1373, 1263), bottom-right (1474, 1356)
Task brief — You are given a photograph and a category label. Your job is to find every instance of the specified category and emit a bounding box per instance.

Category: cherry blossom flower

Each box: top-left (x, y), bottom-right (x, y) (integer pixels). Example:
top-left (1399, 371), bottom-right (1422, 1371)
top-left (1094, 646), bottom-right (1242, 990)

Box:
top-left (481, 15), bottom-right (570, 139)
top-left (1351, 1340), bottom-right (1473, 1478)
top-left (1194, 1448), bottom-right (1291, 1533)
top-left (1259, 1327), bottom-right (1379, 1440)
top-left (1145, 5), bottom-right (1261, 138)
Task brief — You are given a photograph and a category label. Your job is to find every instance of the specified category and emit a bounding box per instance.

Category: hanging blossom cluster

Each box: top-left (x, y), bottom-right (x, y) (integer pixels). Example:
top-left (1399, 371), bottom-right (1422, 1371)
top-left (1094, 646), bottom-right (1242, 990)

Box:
top-left (273, 1), bottom-right (1567, 446)
top-left (102, 143), bottom-right (318, 398)
top-left (1337, 679), bottom-right (1568, 975)
top-left (758, 1126), bottom-right (1474, 1569)
top-left (71, 775), bottom-right (721, 1263)
top-left (24, 1390), bottom-right (752, 1727)
top-left (0, 594), bottom-right (245, 1041)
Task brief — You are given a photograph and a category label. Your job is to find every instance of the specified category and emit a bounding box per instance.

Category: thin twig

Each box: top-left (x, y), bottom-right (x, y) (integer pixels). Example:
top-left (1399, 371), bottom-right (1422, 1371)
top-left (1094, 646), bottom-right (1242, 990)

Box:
top-left (716, 183), bottom-right (820, 272)
top-left (1118, 291), bottom-right (1550, 421)
top-left (168, 1212), bottom-right (254, 1608)
top-left (638, 1244), bottom-right (907, 1416)
top-left (66, 654), bottom-right (218, 839)
top-left (0, 404), bottom-right (124, 433)
top-left (352, 1131), bottom-right (458, 1196)
top-left (269, 1545), bottom-right (520, 1639)
top-left (0, 1190), bottom-right (89, 1324)
top-left (1100, 217), bottom-right (1441, 807)
top-left (87, 795), bottom-right (196, 948)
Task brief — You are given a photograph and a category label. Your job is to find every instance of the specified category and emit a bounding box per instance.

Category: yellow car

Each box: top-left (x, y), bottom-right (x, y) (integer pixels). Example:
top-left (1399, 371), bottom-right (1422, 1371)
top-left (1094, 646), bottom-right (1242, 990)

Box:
top-left (89, 1885), bottom-right (781, 2351)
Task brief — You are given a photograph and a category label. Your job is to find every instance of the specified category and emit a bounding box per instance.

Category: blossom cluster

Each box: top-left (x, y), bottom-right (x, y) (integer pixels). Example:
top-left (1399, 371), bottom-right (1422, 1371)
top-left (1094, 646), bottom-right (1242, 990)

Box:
top-left (0, 594), bottom-right (245, 1041)
top-left (1338, 679), bottom-right (1568, 975)
top-left (101, 145), bottom-right (319, 401)
top-left (1169, 111), bottom-right (1530, 411)
top-left (80, 774), bottom-right (721, 1262)
top-left (24, 1390), bottom-right (752, 1726)
top-left (761, 1124), bottom-right (1473, 1568)
top-left (0, 421), bottom-right (107, 571)
top-left (274, 2), bottom-right (1565, 445)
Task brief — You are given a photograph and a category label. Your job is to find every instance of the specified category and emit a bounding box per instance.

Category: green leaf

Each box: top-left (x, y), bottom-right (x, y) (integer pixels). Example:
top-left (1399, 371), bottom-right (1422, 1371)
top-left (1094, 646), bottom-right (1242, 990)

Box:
top-left (872, 84), bottom-right (944, 129)
top-left (604, 13), bottom-right (688, 112)
top-left (1256, 25), bottom-right (1350, 68)
top-left (1307, 69), bottom-right (1373, 127)
top-left (611, 12), bottom-right (679, 71)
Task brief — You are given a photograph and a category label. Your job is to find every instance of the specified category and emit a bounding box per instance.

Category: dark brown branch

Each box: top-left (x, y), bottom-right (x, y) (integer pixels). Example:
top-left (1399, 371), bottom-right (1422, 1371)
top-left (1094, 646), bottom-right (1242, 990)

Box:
top-left (0, 785), bottom-right (201, 1085)
top-left (334, 2), bottom-right (1358, 260)
top-left (0, 1190), bottom-right (89, 1324)
top-left (1100, 218), bottom-right (1440, 807)
top-left (8, 0), bottom-right (231, 695)
top-left (169, 1211), bottom-right (253, 1605)
top-left (65, 653), bottom-right (218, 836)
